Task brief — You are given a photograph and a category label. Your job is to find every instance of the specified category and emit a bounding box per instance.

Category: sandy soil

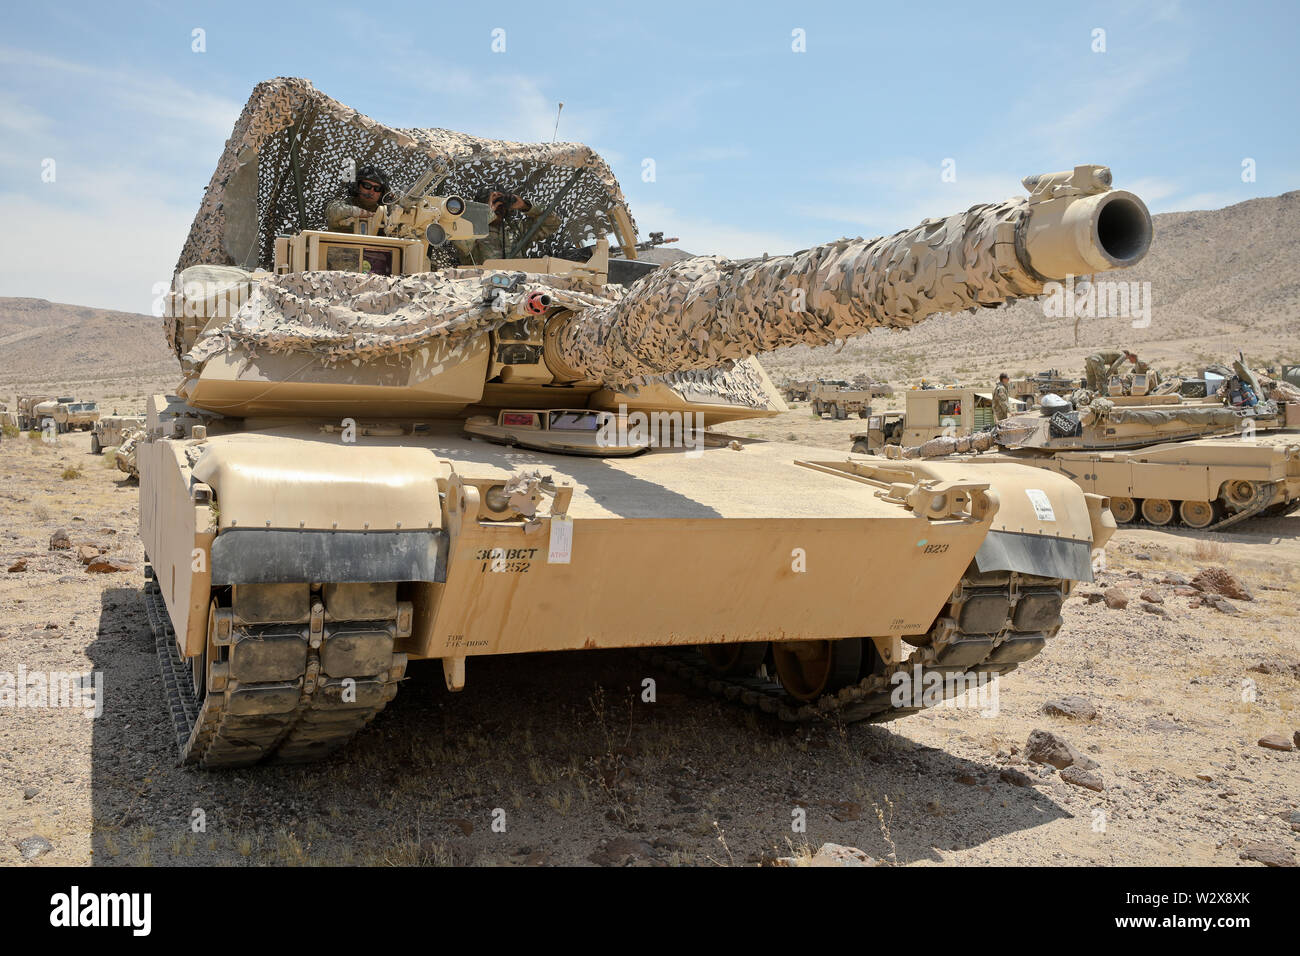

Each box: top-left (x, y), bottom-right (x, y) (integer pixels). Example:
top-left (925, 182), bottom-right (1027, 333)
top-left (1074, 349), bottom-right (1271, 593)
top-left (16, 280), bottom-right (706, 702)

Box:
top-left (2, 416), bottom-right (1296, 867)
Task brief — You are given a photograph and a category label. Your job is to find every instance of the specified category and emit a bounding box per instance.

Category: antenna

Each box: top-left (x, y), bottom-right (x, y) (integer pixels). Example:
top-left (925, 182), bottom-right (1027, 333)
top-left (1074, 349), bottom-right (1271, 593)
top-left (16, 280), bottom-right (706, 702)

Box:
top-left (552, 102), bottom-right (564, 143)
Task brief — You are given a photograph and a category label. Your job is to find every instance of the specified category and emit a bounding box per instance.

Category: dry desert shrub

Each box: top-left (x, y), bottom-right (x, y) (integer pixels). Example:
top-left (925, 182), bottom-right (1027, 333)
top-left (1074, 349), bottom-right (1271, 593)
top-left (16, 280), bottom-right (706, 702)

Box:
top-left (1189, 539), bottom-right (1231, 563)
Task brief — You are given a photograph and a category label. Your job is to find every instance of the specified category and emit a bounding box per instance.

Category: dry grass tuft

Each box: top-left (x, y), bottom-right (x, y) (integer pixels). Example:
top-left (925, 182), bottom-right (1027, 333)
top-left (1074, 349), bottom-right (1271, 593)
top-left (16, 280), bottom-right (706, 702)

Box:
top-left (1188, 540), bottom-right (1231, 563)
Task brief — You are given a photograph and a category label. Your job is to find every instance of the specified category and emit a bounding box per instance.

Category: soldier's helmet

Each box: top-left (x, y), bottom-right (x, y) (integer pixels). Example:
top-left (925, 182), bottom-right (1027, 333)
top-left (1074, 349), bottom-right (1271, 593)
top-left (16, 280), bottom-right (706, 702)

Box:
top-left (351, 165), bottom-right (391, 199)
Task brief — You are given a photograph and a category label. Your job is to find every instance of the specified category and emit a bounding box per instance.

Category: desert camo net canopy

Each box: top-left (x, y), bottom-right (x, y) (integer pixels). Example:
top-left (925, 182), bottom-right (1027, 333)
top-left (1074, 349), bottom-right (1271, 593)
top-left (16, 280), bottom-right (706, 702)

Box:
top-left (176, 77), bottom-right (636, 274)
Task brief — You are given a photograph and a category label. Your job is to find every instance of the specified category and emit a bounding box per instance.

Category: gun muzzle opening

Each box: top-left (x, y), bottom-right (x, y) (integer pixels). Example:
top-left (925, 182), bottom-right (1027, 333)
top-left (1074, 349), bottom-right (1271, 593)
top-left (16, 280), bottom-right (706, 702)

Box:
top-left (1094, 193), bottom-right (1150, 264)
top-left (1020, 189), bottom-right (1152, 279)
top-left (525, 292), bottom-right (552, 314)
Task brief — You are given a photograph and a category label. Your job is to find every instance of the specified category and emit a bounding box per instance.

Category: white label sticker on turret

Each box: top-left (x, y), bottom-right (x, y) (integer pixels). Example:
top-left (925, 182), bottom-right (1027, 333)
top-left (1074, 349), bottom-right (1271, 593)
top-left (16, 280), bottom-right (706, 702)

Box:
top-left (548, 515), bottom-right (573, 564)
top-left (1025, 489), bottom-right (1056, 522)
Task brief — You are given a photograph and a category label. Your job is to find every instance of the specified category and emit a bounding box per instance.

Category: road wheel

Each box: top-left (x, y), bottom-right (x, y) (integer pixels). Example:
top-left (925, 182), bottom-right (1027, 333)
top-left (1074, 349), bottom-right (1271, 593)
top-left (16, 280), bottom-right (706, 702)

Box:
top-left (1141, 498), bottom-right (1175, 526)
top-left (90, 435), bottom-right (101, 455)
top-left (835, 406), bottom-right (847, 420)
top-left (1222, 480), bottom-right (1263, 511)
top-left (812, 400), bottom-right (823, 415)
top-left (851, 439), bottom-right (870, 454)
top-left (699, 642), bottom-right (768, 677)
top-left (773, 638), bottom-right (863, 702)
top-left (1110, 496), bottom-right (1137, 523)
top-left (1178, 500), bottom-right (1216, 529)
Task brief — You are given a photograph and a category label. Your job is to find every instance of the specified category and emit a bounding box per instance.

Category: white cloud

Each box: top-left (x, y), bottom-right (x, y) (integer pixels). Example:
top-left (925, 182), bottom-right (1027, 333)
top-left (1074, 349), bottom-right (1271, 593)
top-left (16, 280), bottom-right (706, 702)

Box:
top-left (0, 46), bottom-right (241, 139)
top-left (0, 91), bottom-right (53, 136)
top-left (0, 170), bottom-right (193, 313)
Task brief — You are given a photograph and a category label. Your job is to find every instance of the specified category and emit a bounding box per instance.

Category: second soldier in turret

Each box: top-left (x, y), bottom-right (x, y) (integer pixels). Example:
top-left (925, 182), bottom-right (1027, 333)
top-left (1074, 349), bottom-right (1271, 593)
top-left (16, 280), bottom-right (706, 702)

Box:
top-left (453, 187), bottom-right (560, 265)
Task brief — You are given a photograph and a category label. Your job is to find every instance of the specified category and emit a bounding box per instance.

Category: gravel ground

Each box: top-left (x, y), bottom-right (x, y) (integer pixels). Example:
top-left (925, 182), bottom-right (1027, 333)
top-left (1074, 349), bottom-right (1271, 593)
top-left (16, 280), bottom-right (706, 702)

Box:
top-left (1, 422), bottom-right (1297, 867)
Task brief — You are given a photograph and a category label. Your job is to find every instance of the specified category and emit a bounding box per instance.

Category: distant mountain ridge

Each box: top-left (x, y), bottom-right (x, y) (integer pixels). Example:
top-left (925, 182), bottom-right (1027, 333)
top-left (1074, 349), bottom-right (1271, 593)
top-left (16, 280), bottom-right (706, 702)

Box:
top-left (3, 191), bottom-right (1297, 399)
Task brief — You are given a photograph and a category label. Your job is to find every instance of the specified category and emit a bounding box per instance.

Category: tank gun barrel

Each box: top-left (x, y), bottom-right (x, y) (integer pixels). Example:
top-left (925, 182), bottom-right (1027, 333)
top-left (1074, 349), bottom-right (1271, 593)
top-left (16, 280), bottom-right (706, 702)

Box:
top-left (545, 165), bottom-right (1151, 384)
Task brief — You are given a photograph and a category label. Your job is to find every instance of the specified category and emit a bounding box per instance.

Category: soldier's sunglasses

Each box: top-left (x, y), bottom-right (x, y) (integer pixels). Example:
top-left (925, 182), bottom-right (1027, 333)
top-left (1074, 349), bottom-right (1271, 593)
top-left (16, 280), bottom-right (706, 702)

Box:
top-left (359, 181), bottom-right (382, 192)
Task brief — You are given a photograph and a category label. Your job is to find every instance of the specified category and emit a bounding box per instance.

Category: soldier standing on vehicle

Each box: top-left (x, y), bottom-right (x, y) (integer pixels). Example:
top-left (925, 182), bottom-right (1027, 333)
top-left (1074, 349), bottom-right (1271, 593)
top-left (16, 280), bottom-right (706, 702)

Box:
top-left (324, 166), bottom-right (390, 234)
top-left (993, 373), bottom-right (1012, 422)
top-left (453, 187), bottom-right (561, 265)
top-left (1084, 348), bottom-right (1135, 392)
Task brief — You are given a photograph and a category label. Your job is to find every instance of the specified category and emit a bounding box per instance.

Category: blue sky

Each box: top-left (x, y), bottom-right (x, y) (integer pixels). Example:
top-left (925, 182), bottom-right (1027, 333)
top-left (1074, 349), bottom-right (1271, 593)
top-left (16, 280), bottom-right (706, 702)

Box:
top-left (1, 0), bottom-right (1297, 312)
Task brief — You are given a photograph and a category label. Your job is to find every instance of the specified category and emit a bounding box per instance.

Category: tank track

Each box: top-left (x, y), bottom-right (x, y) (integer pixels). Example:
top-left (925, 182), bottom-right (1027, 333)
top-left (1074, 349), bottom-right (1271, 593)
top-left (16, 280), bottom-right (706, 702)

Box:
top-left (146, 576), bottom-right (406, 768)
top-left (641, 568), bottom-right (1069, 724)
top-left (1115, 481), bottom-right (1282, 533)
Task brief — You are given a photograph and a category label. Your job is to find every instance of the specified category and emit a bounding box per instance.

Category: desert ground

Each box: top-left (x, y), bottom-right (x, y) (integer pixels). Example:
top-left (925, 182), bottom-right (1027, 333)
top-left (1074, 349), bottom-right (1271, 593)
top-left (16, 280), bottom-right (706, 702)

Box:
top-left (2, 191), bottom-right (1298, 866)
top-left (2, 414), bottom-right (1297, 867)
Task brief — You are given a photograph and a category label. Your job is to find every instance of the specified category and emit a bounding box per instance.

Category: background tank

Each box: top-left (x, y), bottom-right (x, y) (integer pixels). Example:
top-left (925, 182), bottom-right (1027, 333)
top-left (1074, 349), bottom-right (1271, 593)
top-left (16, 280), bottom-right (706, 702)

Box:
top-left (881, 359), bottom-right (1300, 529)
top-left (138, 77), bottom-right (1151, 767)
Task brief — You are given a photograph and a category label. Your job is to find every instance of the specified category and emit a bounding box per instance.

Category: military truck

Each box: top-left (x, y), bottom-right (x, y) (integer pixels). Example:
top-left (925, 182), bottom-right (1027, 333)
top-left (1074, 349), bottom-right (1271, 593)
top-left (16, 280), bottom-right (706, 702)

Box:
top-left (1011, 370), bottom-right (1077, 405)
top-left (779, 379), bottom-right (815, 402)
top-left (135, 78), bottom-right (1150, 767)
top-left (92, 414), bottom-right (145, 454)
top-left (850, 387), bottom-right (1023, 454)
top-left (16, 394), bottom-right (61, 431)
top-left (49, 400), bottom-right (100, 433)
top-left (810, 379), bottom-right (893, 419)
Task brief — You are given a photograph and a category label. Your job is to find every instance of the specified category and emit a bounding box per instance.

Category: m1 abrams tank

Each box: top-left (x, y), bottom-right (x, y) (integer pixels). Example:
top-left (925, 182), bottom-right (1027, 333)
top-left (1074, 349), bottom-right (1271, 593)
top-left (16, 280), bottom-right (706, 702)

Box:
top-left (137, 77), bottom-right (1152, 767)
top-left (883, 362), bottom-right (1300, 530)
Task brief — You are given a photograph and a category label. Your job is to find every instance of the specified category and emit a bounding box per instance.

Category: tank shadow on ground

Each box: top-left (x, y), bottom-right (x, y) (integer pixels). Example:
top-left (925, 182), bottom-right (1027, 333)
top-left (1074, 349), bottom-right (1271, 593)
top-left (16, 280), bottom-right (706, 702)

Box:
top-left (89, 585), bottom-right (1069, 865)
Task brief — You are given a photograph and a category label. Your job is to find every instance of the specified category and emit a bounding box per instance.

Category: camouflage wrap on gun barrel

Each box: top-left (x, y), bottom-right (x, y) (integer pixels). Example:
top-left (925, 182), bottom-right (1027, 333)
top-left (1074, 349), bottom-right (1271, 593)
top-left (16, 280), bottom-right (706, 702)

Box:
top-left (547, 197), bottom-right (1048, 385)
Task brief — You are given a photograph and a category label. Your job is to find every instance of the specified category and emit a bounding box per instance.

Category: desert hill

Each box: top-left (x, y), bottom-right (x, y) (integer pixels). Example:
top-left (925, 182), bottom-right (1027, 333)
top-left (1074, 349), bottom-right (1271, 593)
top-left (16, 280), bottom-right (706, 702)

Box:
top-left (0, 298), bottom-right (175, 408)
top-left (2, 190), bottom-right (1297, 408)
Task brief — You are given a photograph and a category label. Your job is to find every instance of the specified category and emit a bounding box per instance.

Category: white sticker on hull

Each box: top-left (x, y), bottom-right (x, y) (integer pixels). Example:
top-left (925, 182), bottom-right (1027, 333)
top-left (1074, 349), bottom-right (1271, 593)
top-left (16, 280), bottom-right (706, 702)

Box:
top-left (1025, 489), bottom-right (1056, 522)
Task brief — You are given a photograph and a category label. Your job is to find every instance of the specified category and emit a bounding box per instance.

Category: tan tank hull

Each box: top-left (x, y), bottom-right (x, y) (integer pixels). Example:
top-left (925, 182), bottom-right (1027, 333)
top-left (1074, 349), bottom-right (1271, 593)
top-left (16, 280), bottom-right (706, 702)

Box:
top-left (936, 434), bottom-right (1300, 530)
top-left (140, 408), bottom-right (1114, 766)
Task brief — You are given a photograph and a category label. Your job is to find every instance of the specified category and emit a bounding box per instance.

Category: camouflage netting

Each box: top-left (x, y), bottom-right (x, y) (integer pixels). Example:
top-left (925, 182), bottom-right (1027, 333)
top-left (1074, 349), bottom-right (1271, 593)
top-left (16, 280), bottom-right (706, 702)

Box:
top-left (181, 266), bottom-right (779, 407)
top-left (549, 198), bottom-right (1046, 383)
top-left (185, 268), bottom-right (620, 365)
top-left (177, 77), bottom-right (636, 274)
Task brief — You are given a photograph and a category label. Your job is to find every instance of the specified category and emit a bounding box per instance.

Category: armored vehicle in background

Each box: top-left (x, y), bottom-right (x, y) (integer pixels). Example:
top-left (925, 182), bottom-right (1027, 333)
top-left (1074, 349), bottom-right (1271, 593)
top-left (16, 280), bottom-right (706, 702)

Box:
top-left (809, 379), bottom-right (893, 419)
top-left (137, 78), bottom-right (1151, 767)
top-left (1011, 370), bottom-right (1077, 405)
top-left (851, 387), bottom-right (1026, 454)
top-left (92, 414), bottom-right (146, 455)
top-left (780, 379), bottom-right (815, 402)
top-left (52, 401), bottom-right (100, 433)
top-left (881, 362), bottom-right (1299, 529)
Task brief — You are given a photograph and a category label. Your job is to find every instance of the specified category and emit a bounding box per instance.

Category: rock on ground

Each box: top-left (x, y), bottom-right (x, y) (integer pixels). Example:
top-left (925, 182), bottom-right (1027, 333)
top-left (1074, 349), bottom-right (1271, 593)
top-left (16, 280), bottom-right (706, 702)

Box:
top-left (1025, 729), bottom-right (1099, 770)
top-left (1191, 567), bottom-right (1253, 601)
top-left (1042, 697), bottom-right (1098, 720)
